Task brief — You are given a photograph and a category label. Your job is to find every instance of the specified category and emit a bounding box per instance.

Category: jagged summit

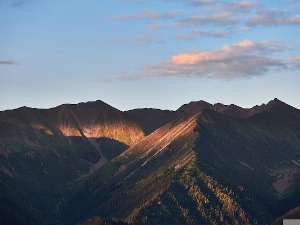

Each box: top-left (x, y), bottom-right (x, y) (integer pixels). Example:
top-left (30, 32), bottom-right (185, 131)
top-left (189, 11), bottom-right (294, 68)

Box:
top-left (2, 98), bottom-right (298, 115)
top-left (175, 98), bottom-right (298, 118)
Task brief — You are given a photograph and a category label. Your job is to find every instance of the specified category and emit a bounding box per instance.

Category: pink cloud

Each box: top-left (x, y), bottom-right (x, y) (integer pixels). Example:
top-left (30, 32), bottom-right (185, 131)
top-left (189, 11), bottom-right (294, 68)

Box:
top-left (288, 56), bottom-right (300, 68)
top-left (117, 40), bottom-right (293, 80)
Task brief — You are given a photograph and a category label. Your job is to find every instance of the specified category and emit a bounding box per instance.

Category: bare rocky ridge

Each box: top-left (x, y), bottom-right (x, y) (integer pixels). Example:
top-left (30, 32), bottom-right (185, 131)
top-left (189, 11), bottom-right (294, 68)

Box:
top-left (176, 98), bottom-right (297, 118)
top-left (127, 98), bottom-right (299, 135)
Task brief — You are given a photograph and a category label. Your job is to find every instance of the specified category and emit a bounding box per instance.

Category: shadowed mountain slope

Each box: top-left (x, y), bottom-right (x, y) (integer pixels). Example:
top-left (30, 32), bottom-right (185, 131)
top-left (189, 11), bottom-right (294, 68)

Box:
top-left (74, 103), bottom-right (300, 225)
top-left (0, 98), bottom-right (299, 225)
top-left (270, 205), bottom-right (300, 225)
top-left (63, 113), bottom-right (199, 224)
top-left (125, 98), bottom-right (295, 134)
top-left (125, 108), bottom-right (176, 135)
top-left (0, 100), bottom-right (145, 224)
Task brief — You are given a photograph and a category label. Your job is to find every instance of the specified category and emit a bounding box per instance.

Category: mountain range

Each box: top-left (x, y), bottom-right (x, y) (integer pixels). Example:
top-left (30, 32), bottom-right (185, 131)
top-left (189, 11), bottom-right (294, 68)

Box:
top-left (0, 98), bottom-right (299, 225)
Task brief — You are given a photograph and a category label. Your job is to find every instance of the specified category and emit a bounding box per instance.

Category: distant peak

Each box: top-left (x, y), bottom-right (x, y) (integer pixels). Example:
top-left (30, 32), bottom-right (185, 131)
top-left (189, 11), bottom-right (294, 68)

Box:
top-left (272, 98), bottom-right (281, 103)
top-left (17, 106), bottom-right (29, 110)
top-left (56, 99), bottom-right (113, 109)
top-left (266, 98), bottom-right (285, 107)
top-left (77, 99), bottom-right (107, 105)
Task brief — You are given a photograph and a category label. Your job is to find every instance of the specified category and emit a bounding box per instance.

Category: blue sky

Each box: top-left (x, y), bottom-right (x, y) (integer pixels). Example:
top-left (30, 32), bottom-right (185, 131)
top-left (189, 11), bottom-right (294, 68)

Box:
top-left (0, 0), bottom-right (299, 111)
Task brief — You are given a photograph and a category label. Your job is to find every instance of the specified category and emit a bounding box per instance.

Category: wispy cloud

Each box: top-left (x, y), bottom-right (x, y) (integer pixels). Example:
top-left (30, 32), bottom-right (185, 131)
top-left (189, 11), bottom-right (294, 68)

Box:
top-left (0, 60), bottom-right (17, 65)
top-left (289, 57), bottom-right (300, 62)
top-left (7, 0), bottom-right (23, 7)
top-left (165, 0), bottom-right (262, 12)
top-left (116, 1), bottom-right (300, 46)
top-left (217, 1), bottom-right (262, 12)
top-left (116, 10), bottom-right (180, 21)
top-left (0, 0), bottom-right (32, 8)
top-left (246, 9), bottom-right (300, 27)
top-left (175, 28), bottom-right (251, 40)
top-left (146, 24), bottom-right (163, 31)
top-left (288, 56), bottom-right (300, 68)
top-left (117, 40), bottom-right (293, 80)
top-left (174, 13), bottom-right (240, 27)
top-left (169, 0), bottom-right (216, 6)
top-left (136, 35), bottom-right (165, 44)
top-left (175, 30), bottom-right (234, 40)
top-left (174, 8), bottom-right (300, 29)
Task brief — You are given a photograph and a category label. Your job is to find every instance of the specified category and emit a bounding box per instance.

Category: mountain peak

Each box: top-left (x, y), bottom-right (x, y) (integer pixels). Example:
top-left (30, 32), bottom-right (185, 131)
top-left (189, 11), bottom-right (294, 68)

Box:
top-left (77, 99), bottom-right (109, 106)
top-left (267, 98), bottom-right (284, 106)
top-left (259, 98), bottom-right (295, 112)
top-left (55, 99), bottom-right (114, 109)
top-left (176, 100), bottom-right (212, 117)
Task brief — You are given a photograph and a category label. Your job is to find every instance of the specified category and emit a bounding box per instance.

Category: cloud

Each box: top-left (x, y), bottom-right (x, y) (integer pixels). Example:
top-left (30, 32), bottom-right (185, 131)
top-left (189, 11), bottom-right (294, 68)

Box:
top-left (191, 1), bottom-right (263, 13)
top-left (174, 13), bottom-right (240, 27)
top-left (164, 0), bottom-right (261, 12)
top-left (289, 57), bottom-right (300, 62)
top-left (136, 35), bottom-right (165, 44)
top-left (175, 28), bottom-right (251, 40)
top-left (146, 24), bottom-right (163, 31)
top-left (0, 60), bottom-right (17, 65)
top-left (173, 7), bottom-right (300, 30)
top-left (288, 57), bottom-right (300, 68)
top-left (246, 9), bottom-right (300, 27)
top-left (219, 1), bottom-right (262, 12)
top-left (10, 0), bottom-right (25, 7)
top-left (168, 0), bottom-right (216, 6)
top-left (116, 10), bottom-right (180, 21)
top-left (175, 30), bottom-right (234, 40)
top-left (0, 0), bottom-right (32, 8)
top-left (96, 78), bottom-right (112, 83)
top-left (118, 40), bottom-right (292, 80)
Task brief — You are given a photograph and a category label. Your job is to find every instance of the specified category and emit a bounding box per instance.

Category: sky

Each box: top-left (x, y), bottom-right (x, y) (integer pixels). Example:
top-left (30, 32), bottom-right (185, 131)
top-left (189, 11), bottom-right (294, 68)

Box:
top-left (0, 0), bottom-right (299, 111)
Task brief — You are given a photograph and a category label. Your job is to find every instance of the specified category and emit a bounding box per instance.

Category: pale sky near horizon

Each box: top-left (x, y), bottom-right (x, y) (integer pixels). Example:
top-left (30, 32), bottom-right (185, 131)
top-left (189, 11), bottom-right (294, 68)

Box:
top-left (0, 0), bottom-right (299, 111)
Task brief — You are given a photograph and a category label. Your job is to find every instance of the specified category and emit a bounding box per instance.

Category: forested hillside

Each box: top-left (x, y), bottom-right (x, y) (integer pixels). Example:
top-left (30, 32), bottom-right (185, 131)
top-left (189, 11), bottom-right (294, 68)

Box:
top-left (0, 99), bottom-right (299, 225)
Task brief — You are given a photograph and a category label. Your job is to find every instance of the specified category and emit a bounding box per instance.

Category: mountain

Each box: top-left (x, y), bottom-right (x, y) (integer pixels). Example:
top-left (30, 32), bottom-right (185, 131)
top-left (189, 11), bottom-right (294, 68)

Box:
top-left (125, 108), bottom-right (176, 135)
top-left (177, 98), bottom-right (297, 119)
top-left (0, 98), bottom-right (299, 225)
top-left (0, 100), bottom-right (145, 224)
top-left (270, 205), bottom-right (300, 225)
